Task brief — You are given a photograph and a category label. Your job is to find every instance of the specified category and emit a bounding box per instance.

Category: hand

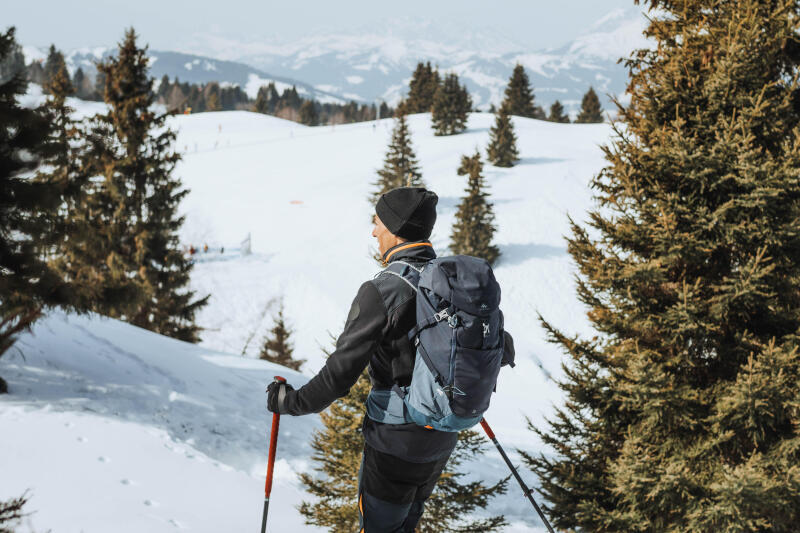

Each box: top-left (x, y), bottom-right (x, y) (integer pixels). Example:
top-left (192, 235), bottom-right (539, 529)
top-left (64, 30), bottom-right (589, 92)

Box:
top-left (267, 381), bottom-right (295, 414)
top-left (502, 331), bottom-right (515, 368)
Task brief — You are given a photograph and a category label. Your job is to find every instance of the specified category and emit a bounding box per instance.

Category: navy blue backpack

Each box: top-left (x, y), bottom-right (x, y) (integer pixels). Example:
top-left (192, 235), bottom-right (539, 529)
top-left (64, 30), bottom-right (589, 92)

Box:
top-left (380, 255), bottom-right (505, 432)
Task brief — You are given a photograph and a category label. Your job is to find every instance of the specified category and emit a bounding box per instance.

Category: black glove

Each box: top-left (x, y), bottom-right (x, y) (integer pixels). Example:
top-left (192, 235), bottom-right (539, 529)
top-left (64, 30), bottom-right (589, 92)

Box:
top-left (267, 381), bottom-right (295, 414)
top-left (502, 331), bottom-right (516, 368)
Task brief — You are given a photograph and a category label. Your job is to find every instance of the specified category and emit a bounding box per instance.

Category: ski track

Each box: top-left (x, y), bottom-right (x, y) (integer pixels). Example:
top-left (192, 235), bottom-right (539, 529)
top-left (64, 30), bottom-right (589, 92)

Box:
top-left (1, 91), bottom-right (609, 532)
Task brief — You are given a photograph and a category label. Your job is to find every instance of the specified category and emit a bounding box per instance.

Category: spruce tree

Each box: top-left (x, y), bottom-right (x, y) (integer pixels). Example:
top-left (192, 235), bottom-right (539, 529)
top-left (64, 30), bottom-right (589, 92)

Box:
top-left (526, 2), bottom-right (800, 531)
top-left (40, 56), bottom-right (99, 315)
top-left (26, 61), bottom-right (45, 86)
top-left (548, 100), bottom-right (570, 123)
top-left (0, 492), bottom-right (28, 531)
top-left (205, 89), bottom-right (221, 112)
top-left (299, 99), bottom-right (319, 126)
top-left (407, 62), bottom-right (440, 113)
top-left (63, 28), bottom-right (207, 341)
top-left (259, 302), bottom-right (304, 371)
top-left (371, 106), bottom-right (423, 203)
top-left (253, 85), bottom-right (271, 114)
top-left (502, 64), bottom-right (544, 119)
top-left (299, 340), bottom-right (507, 531)
top-left (575, 86), bottom-right (603, 123)
top-left (486, 104), bottom-right (519, 167)
top-left (431, 73), bottom-right (472, 136)
top-left (0, 27), bottom-right (77, 364)
top-left (43, 45), bottom-right (69, 95)
top-left (0, 35), bottom-right (24, 83)
top-left (450, 151), bottom-right (499, 265)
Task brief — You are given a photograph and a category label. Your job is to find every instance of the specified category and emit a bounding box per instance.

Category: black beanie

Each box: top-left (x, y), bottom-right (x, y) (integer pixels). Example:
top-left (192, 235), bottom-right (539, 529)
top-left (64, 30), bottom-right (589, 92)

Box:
top-left (376, 187), bottom-right (438, 241)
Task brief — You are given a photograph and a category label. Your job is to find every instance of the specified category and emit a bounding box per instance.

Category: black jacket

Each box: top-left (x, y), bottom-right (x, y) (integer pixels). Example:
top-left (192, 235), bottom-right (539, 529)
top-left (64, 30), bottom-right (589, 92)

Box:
top-left (283, 241), bottom-right (496, 462)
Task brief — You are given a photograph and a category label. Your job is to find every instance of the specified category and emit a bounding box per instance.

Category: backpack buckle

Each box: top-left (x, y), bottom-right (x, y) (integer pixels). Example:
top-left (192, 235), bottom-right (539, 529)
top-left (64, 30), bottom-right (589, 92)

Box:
top-left (434, 309), bottom-right (450, 322)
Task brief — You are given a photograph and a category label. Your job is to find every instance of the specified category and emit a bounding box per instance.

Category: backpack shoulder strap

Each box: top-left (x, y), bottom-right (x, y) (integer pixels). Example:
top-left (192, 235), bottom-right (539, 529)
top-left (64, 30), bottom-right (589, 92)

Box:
top-left (377, 260), bottom-right (425, 293)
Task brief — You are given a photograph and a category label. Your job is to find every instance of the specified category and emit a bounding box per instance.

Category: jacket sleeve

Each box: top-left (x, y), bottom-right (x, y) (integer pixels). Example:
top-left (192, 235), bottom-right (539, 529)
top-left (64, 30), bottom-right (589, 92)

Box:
top-left (283, 281), bottom-right (387, 415)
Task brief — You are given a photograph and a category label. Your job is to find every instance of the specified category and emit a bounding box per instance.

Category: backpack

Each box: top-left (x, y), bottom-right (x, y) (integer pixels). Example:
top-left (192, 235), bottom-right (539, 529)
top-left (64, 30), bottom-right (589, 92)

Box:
top-left (384, 255), bottom-right (505, 432)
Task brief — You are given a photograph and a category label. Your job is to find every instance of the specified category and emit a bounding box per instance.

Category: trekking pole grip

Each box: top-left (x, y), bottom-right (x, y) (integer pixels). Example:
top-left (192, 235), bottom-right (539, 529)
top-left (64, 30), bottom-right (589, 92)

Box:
top-left (262, 376), bottom-right (287, 533)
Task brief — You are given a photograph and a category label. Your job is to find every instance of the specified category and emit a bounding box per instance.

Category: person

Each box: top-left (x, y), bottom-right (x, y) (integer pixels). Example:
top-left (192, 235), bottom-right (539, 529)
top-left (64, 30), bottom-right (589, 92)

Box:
top-left (268, 187), bottom-right (503, 532)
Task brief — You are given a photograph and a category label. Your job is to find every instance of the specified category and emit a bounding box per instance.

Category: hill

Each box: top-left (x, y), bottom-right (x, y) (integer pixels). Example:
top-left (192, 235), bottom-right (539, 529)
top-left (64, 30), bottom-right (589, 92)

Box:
top-left (1, 92), bottom-right (612, 531)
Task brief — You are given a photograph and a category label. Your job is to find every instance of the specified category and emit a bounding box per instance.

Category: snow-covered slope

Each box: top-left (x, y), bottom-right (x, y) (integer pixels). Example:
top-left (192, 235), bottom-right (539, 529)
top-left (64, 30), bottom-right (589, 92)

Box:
top-left (1, 95), bottom-right (613, 531)
top-left (0, 311), bottom-right (315, 532)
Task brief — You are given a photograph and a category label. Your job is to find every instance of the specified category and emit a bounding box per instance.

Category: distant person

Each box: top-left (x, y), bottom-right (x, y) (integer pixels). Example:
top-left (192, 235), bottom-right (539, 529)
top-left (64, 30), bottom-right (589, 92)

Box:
top-left (203, 243), bottom-right (209, 253)
top-left (220, 246), bottom-right (224, 254)
top-left (267, 187), bottom-right (514, 531)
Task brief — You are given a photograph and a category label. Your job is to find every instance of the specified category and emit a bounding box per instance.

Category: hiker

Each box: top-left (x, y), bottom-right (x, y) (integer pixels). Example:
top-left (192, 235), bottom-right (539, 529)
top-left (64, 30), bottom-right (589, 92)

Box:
top-left (267, 187), bottom-right (514, 532)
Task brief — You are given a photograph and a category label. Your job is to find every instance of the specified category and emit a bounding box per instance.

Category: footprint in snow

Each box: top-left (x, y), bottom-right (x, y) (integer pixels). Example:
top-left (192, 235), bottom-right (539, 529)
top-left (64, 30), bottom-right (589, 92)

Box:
top-left (97, 456), bottom-right (110, 463)
top-left (144, 499), bottom-right (158, 507)
top-left (120, 479), bottom-right (134, 486)
top-left (77, 436), bottom-right (88, 443)
top-left (169, 518), bottom-right (184, 528)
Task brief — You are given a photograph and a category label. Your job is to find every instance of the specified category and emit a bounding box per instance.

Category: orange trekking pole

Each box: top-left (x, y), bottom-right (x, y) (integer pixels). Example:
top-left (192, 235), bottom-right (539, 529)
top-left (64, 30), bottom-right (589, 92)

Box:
top-left (261, 376), bottom-right (286, 533)
top-left (480, 418), bottom-right (556, 533)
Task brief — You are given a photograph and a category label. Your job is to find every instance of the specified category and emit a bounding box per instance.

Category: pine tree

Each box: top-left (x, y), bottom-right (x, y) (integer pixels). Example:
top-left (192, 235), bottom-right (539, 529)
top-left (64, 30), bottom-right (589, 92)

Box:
top-left (502, 64), bottom-right (544, 119)
top-left (526, 2), bottom-right (800, 531)
top-left (371, 106), bottom-right (423, 203)
top-left (548, 100), bottom-right (570, 123)
top-left (0, 35), bottom-right (24, 83)
top-left (486, 104), bottom-right (519, 167)
top-left (0, 28), bottom-right (81, 368)
top-left (157, 74), bottom-right (169, 93)
top-left (575, 86), bottom-right (603, 123)
top-left (72, 67), bottom-right (90, 100)
top-left (299, 99), bottom-right (319, 126)
top-left (407, 62), bottom-right (440, 113)
top-left (450, 151), bottom-right (499, 265)
top-left (431, 73), bottom-right (472, 136)
top-left (26, 61), bottom-right (45, 86)
top-left (40, 56), bottom-right (98, 314)
top-left (259, 302), bottom-right (304, 371)
top-left (205, 88), bottom-right (221, 112)
top-left (299, 341), bottom-right (507, 531)
top-left (43, 45), bottom-right (69, 95)
top-left (63, 28), bottom-right (207, 341)
top-left (0, 492), bottom-right (29, 531)
top-left (253, 85), bottom-right (271, 114)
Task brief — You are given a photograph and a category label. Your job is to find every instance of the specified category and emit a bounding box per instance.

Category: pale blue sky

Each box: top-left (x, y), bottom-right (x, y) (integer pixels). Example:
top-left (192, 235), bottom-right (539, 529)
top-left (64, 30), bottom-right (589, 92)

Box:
top-left (7, 0), bottom-right (642, 52)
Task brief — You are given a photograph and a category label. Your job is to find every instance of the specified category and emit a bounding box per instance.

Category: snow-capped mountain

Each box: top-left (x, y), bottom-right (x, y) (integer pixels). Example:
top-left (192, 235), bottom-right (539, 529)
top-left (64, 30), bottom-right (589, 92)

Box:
top-left (23, 46), bottom-right (346, 103)
top-left (24, 8), bottom-right (648, 113)
top-left (182, 7), bottom-right (650, 113)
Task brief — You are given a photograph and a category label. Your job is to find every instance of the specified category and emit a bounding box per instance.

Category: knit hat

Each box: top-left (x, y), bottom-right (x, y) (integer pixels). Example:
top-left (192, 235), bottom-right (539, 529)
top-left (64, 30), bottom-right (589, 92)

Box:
top-left (375, 187), bottom-right (438, 241)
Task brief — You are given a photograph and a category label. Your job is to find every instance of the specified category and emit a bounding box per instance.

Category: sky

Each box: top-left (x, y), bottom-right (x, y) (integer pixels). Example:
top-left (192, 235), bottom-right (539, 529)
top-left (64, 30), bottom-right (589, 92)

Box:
top-left (6, 0), bottom-right (642, 53)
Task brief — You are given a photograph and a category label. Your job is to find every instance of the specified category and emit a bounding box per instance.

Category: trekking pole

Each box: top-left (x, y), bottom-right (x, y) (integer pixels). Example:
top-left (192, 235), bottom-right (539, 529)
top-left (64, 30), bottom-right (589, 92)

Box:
top-left (480, 418), bottom-right (556, 533)
top-left (261, 376), bottom-right (286, 533)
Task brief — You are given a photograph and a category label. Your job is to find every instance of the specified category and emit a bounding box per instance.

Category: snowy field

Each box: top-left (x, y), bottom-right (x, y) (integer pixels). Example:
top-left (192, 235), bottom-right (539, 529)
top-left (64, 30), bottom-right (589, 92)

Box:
top-left (1, 92), bottom-right (612, 532)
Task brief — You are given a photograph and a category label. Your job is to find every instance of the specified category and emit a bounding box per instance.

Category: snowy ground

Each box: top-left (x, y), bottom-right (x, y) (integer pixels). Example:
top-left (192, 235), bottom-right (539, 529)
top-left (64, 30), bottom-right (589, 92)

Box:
top-left (1, 93), bottom-right (612, 532)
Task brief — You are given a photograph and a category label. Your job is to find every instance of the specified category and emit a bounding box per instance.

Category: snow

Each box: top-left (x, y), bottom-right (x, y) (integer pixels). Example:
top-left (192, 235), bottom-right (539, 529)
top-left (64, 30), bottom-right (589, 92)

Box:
top-left (243, 73), bottom-right (297, 100)
top-left (1, 92), bottom-right (613, 532)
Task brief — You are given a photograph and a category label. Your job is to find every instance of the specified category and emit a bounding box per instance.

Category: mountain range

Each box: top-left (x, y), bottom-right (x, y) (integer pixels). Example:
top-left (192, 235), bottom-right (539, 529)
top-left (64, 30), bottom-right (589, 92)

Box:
top-left (24, 7), bottom-right (650, 115)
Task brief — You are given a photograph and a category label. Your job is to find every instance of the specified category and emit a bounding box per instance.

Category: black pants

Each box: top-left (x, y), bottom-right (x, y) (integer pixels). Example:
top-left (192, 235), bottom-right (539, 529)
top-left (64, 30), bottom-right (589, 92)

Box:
top-left (357, 443), bottom-right (450, 533)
